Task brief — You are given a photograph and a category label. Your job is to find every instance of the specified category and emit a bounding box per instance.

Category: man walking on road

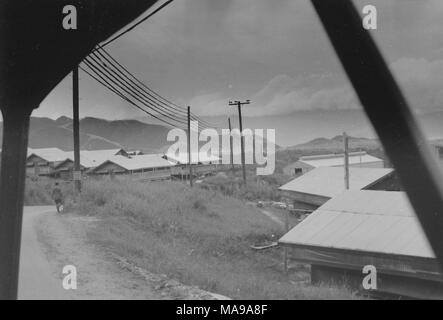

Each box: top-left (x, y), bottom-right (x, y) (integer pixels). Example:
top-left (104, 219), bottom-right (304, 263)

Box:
top-left (52, 182), bottom-right (64, 213)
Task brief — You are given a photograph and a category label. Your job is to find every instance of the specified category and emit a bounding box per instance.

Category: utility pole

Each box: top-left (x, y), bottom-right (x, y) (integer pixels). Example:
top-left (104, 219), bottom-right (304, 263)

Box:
top-left (343, 131), bottom-right (349, 189)
top-left (73, 66), bottom-right (81, 193)
top-left (228, 117), bottom-right (234, 171)
top-left (187, 106), bottom-right (193, 187)
top-left (229, 100), bottom-right (250, 185)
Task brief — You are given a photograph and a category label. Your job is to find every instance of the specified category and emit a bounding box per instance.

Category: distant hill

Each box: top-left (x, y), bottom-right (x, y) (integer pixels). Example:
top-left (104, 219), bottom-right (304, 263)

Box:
top-left (0, 116), bottom-right (172, 152)
top-left (287, 135), bottom-right (380, 152)
top-left (172, 110), bottom-right (443, 147)
top-left (0, 116), bottom-right (281, 154)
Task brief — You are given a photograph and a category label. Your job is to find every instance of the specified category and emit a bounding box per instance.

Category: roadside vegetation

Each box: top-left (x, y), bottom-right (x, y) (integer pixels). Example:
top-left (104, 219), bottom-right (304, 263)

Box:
top-left (25, 177), bottom-right (358, 299)
top-left (24, 177), bottom-right (74, 205)
top-left (199, 170), bottom-right (289, 202)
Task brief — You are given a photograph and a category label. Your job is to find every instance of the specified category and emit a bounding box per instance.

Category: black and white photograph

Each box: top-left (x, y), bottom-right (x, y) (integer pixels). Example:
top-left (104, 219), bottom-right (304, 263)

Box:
top-left (1, 0), bottom-right (443, 306)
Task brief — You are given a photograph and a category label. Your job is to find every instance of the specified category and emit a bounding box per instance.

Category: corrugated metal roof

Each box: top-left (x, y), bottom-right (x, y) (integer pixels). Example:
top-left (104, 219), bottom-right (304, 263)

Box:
top-left (27, 147), bottom-right (70, 162)
top-left (81, 149), bottom-right (121, 159)
top-left (279, 167), bottom-right (394, 197)
top-left (279, 190), bottom-right (435, 258)
top-left (39, 149), bottom-right (124, 168)
top-left (80, 149), bottom-right (123, 166)
top-left (54, 155), bottom-right (96, 169)
top-left (95, 154), bottom-right (174, 171)
top-left (299, 151), bottom-right (383, 168)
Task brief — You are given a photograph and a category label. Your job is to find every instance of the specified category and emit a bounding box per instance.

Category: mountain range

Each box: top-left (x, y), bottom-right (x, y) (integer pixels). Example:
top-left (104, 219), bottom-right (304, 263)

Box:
top-left (1, 109), bottom-right (443, 153)
top-left (191, 110), bottom-right (443, 147)
top-left (290, 135), bottom-right (380, 151)
top-left (0, 117), bottom-right (171, 152)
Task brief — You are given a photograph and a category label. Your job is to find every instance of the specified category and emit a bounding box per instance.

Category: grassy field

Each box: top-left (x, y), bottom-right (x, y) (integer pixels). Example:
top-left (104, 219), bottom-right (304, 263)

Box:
top-left (23, 177), bottom-right (359, 299)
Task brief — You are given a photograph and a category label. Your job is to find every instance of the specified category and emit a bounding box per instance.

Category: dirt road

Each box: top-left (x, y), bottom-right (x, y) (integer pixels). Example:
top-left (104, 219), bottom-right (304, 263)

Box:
top-left (17, 206), bottom-right (230, 300)
top-left (18, 206), bottom-right (71, 299)
top-left (18, 206), bottom-right (160, 300)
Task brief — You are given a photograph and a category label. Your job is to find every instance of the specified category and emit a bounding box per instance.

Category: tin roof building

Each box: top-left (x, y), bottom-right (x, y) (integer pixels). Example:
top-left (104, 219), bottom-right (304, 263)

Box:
top-left (279, 167), bottom-right (399, 210)
top-left (283, 151), bottom-right (384, 176)
top-left (163, 152), bottom-right (220, 165)
top-left (279, 190), bottom-right (443, 299)
top-left (27, 147), bottom-right (70, 163)
top-left (88, 154), bottom-right (174, 180)
top-left (27, 147), bottom-right (128, 178)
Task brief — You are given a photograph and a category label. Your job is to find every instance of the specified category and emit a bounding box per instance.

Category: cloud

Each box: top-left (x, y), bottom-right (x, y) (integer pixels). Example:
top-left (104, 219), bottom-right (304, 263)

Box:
top-left (250, 75), bottom-right (357, 116)
top-left (390, 57), bottom-right (443, 112)
top-left (188, 74), bottom-right (359, 117)
top-left (189, 54), bottom-right (443, 117)
top-left (34, 0), bottom-right (443, 121)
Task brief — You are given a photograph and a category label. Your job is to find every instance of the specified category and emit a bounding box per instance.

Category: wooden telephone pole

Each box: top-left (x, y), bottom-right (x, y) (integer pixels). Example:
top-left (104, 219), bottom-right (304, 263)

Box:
top-left (187, 106), bottom-right (193, 187)
top-left (73, 66), bottom-right (81, 193)
top-left (343, 131), bottom-right (349, 189)
top-left (228, 117), bottom-right (234, 171)
top-left (229, 100), bottom-right (250, 185)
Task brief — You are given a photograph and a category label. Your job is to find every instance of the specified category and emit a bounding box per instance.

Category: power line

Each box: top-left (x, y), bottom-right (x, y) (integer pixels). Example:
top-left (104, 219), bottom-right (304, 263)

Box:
top-left (94, 49), bottom-right (193, 121)
top-left (97, 48), bottom-right (186, 114)
top-left (80, 61), bottom-right (189, 129)
top-left (86, 0), bottom-right (223, 129)
top-left (83, 57), bottom-right (215, 131)
top-left (84, 48), bottom-right (220, 130)
top-left (80, 64), bottom-right (185, 129)
top-left (83, 57), bottom-right (190, 128)
top-left (95, 48), bottom-right (221, 128)
top-left (86, 54), bottom-right (189, 126)
top-left (80, 64), bottom-right (187, 129)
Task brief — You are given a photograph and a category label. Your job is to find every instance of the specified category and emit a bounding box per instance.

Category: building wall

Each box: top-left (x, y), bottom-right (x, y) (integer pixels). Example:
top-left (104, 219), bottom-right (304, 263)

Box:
top-left (52, 160), bottom-right (92, 180)
top-left (26, 155), bottom-right (52, 175)
top-left (311, 264), bottom-right (443, 299)
top-left (91, 162), bottom-right (174, 180)
top-left (134, 170), bottom-right (171, 181)
top-left (284, 244), bottom-right (443, 299)
top-left (92, 162), bottom-right (127, 175)
top-left (283, 161), bottom-right (314, 176)
top-left (170, 164), bottom-right (217, 177)
top-left (26, 154), bottom-right (47, 166)
top-left (365, 174), bottom-right (402, 191)
top-left (290, 200), bottom-right (319, 215)
top-left (280, 190), bottom-right (329, 207)
top-left (58, 170), bottom-right (73, 180)
top-left (56, 160), bottom-right (81, 172)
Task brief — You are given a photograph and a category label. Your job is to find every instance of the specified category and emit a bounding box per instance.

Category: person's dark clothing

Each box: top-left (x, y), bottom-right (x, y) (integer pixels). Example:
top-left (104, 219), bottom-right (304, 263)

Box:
top-left (52, 187), bottom-right (63, 213)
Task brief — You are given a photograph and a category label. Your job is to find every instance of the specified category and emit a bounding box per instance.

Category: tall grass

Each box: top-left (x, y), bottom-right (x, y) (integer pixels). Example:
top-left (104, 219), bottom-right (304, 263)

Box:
top-left (200, 172), bottom-right (284, 201)
top-left (66, 177), bottom-right (357, 299)
top-left (24, 177), bottom-right (75, 206)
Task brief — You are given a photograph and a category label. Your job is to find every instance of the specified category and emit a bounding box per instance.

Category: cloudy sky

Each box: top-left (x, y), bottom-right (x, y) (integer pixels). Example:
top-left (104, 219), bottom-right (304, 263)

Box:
top-left (33, 0), bottom-right (443, 120)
